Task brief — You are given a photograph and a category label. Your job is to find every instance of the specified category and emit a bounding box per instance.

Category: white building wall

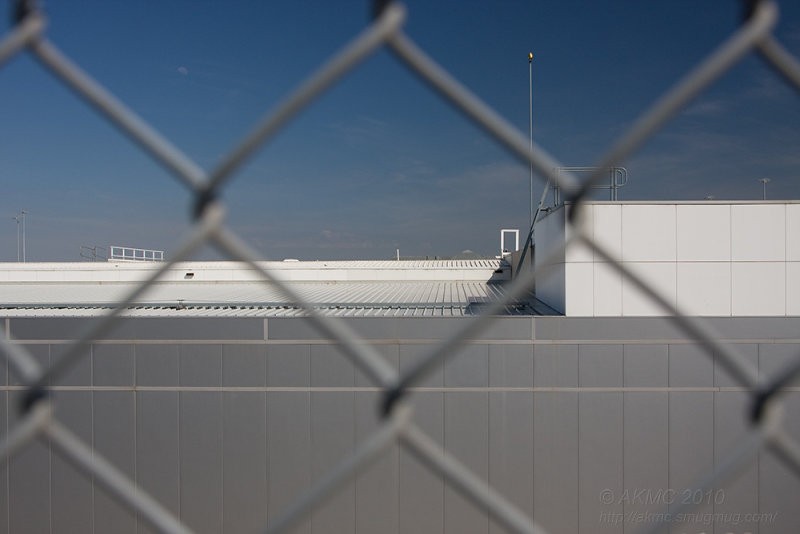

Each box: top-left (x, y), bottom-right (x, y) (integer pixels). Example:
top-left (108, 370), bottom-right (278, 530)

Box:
top-left (535, 201), bottom-right (800, 317)
top-left (532, 205), bottom-right (567, 314)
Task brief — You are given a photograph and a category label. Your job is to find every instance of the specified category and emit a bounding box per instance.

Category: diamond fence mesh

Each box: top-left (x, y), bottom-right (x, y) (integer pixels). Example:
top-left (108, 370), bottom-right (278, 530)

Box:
top-left (2, 1), bottom-right (800, 533)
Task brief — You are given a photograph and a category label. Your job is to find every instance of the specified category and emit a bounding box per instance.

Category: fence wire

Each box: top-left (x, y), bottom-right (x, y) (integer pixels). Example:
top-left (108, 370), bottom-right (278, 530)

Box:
top-left (2, 1), bottom-right (800, 533)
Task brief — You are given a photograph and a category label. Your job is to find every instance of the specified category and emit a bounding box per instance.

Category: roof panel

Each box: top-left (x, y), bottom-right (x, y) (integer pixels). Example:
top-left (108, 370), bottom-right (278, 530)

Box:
top-left (0, 259), bottom-right (553, 317)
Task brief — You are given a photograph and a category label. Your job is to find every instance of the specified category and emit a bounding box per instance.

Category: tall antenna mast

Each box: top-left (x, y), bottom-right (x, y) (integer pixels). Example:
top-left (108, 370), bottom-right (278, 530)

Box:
top-left (12, 210), bottom-right (27, 262)
top-left (528, 52), bottom-right (534, 230)
top-left (21, 210), bottom-right (27, 262)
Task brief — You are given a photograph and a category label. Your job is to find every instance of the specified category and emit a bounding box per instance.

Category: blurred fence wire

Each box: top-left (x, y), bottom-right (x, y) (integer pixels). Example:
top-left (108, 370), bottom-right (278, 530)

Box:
top-left (2, 1), bottom-right (800, 533)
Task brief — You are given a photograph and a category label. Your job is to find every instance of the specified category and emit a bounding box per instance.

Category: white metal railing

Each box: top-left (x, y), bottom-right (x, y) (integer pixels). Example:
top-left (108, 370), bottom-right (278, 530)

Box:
top-left (109, 245), bottom-right (165, 262)
top-left (552, 166), bottom-right (628, 204)
top-left (2, 1), bottom-right (800, 534)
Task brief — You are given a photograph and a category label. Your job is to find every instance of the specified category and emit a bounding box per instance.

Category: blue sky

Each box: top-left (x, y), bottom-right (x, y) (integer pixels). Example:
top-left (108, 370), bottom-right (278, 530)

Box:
top-left (0, 1), bottom-right (798, 261)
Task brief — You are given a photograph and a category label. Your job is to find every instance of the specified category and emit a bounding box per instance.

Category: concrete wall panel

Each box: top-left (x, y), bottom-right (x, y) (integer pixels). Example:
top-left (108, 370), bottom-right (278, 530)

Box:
top-left (565, 204), bottom-right (594, 263)
top-left (623, 344), bottom-right (668, 387)
top-left (10, 317), bottom-right (107, 340)
top-left (489, 344), bottom-right (533, 388)
top-left (267, 391), bottom-right (311, 534)
top-left (2, 316), bottom-right (800, 533)
top-left (136, 344), bottom-right (179, 386)
top-left (786, 204), bottom-right (800, 261)
top-left (537, 263), bottom-right (566, 315)
top-left (578, 344), bottom-right (623, 387)
top-left (444, 392), bottom-right (489, 534)
top-left (400, 344), bottom-right (444, 388)
top-left (668, 392), bottom-right (714, 534)
top-left (759, 392), bottom-right (800, 533)
top-left (7, 419), bottom-right (50, 534)
top-left (714, 343), bottom-right (758, 387)
top-left (714, 392), bottom-right (760, 533)
top-left (223, 344), bottom-right (267, 387)
top-left (355, 343), bottom-right (398, 387)
top-left (311, 345), bottom-right (355, 387)
top-left (180, 392), bottom-right (223, 534)
top-left (622, 205), bottom-right (676, 262)
top-left (592, 203), bottom-right (622, 262)
top-left (732, 204), bottom-right (785, 262)
top-left (94, 343), bottom-right (134, 386)
top-left (489, 391), bottom-right (534, 534)
top-left (480, 317), bottom-right (533, 341)
top-left (223, 391), bottom-right (268, 533)
top-left (669, 344), bottom-right (714, 387)
top-left (759, 343), bottom-right (799, 381)
top-left (533, 344), bottom-right (578, 387)
top-left (540, 202), bottom-right (796, 317)
top-left (1, 350), bottom-right (7, 387)
top-left (51, 391), bottom-right (93, 533)
top-left (267, 344), bottom-right (310, 387)
top-left (137, 391), bottom-right (180, 534)
top-left (676, 204), bottom-right (731, 261)
top-left (179, 344), bottom-right (222, 387)
top-left (355, 391), bottom-right (399, 534)
top-left (623, 393), bottom-right (669, 525)
top-left (676, 262), bottom-right (732, 316)
top-left (0, 391), bottom-right (6, 534)
top-left (444, 344), bottom-right (488, 388)
top-left (579, 392), bottom-right (623, 534)
top-left (94, 391), bottom-right (136, 534)
top-left (732, 262), bottom-right (786, 316)
top-left (593, 261), bottom-right (622, 316)
top-left (10, 344), bottom-right (48, 386)
top-left (311, 392), bottom-right (356, 534)
top-left (787, 261), bottom-right (800, 315)
top-left (565, 262), bottom-right (594, 316)
top-left (133, 318), bottom-right (263, 340)
top-left (621, 262), bottom-right (677, 316)
top-left (55, 344), bottom-right (91, 387)
top-left (400, 392), bottom-right (444, 534)
top-left (533, 392), bottom-right (579, 533)
top-left (534, 316), bottom-right (684, 341)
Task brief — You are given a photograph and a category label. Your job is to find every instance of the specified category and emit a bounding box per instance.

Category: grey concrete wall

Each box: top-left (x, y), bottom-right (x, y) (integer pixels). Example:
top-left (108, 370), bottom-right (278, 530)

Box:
top-left (2, 316), bottom-right (799, 533)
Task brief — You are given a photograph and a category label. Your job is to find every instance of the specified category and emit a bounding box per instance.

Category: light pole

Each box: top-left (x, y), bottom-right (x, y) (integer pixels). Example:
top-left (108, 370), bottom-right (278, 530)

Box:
top-left (12, 214), bottom-right (20, 262)
top-left (528, 51), bottom-right (533, 230)
top-left (13, 210), bottom-right (28, 262)
top-left (12, 211), bottom-right (27, 261)
top-left (21, 210), bottom-right (27, 262)
top-left (758, 178), bottom-right (771, 200)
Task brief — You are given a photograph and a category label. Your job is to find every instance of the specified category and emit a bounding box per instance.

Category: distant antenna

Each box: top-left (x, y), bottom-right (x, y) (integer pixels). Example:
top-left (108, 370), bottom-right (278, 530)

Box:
top-left (758, 178), bottom-right (771, 200)
top-left (108, 245), bottom-right (165, 262)
top-left (12, 210), bottom-right (27, 262)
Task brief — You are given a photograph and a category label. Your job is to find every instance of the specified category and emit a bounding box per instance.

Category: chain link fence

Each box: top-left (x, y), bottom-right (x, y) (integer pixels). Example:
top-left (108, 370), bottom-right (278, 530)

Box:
top-left (2, 1), bottom-right (800, 533)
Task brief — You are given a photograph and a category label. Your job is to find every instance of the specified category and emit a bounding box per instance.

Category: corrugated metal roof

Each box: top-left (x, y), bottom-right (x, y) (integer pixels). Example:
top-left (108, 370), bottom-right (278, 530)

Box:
top-left (0, 259), bottom-right (507, 282)
top-left (0, 280), bottom-right (503, 305)
top-left (0, 303), bottom-right (541, 318)
top-left (0, 260), bottom-right (555, 317)
top-left (0, 282), bottom-right (548, 317)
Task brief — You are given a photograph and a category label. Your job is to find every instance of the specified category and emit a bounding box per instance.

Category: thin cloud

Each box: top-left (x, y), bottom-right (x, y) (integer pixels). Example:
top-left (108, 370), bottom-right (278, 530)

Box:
top-left (326, 115), bottom-right (391, 149)
top-left (683, 99), bottom-right (727, 118)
